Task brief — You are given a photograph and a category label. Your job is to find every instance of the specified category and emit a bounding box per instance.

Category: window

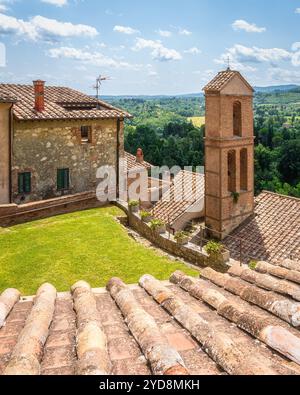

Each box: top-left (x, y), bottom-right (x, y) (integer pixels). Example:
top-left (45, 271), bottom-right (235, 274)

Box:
top-left (18, 172), bottom-right (31, 194)
top-left (240, 148), bottom-right (248, 191)
top-left (80, 126), bottom-right (92, 143)
top-left (233, 101), bottom-right (242, 137)
top-left (57, 169), bottom-right (70, 191)
top-left (228, 150), bottom-right (237, 193)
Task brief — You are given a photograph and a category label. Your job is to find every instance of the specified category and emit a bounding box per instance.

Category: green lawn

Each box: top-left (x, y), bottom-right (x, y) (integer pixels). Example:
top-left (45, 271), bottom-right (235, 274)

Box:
top-left (0, 206), bottom-right (197, 295)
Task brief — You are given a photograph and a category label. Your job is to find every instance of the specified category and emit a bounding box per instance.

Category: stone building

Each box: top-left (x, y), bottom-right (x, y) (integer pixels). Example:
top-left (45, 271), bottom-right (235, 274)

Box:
top-left (0, 81), bottom-right (131, 204)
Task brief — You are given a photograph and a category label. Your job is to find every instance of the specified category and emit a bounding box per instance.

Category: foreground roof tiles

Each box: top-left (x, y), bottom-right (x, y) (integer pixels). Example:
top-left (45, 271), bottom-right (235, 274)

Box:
top-left (152, 170), bottom-right (205, 225)
top-left (1, 259), bottom-right (300, 375)
top-left (0, 84), bottom-right (131, 121)
top-left (225, 191), bottom-right (300, 264)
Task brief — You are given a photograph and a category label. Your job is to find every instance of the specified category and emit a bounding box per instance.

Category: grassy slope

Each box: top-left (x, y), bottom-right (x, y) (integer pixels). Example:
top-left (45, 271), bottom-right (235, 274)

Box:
top-left (0, 207), bottom-right (197, 294)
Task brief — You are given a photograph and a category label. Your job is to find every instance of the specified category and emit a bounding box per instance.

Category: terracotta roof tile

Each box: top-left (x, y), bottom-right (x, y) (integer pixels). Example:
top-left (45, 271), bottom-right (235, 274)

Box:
top-left (0, 84), bottom-right (132, 121)
top-left (225, 191), bottom-right (300, 264)
top-left (1, 262), bottom-right (300, 375)
top-left (203, 69), bottom-right (254, 93)
top-left (124, 152), bottom-right (153, 172)
top-left (152, 170), bottom-right (205, 225)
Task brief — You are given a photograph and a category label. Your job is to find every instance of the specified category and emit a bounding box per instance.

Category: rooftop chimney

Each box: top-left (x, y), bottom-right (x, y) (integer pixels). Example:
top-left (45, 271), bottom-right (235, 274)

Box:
top-left (136, 148), bottom-right (144, 163)
top-left (33, 80), bottom-right (45, 112)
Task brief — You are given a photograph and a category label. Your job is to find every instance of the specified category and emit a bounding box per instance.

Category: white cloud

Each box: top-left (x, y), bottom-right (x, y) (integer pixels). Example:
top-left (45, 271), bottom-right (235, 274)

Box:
top-left (184, 47), bottom-right (201, 55)
top-left (132, 38), bottom-right (182, 61)
top-left (0, 13), bottom-right (98, 41)
top-left (0, 0), bottom-right (10, 13)
top-left (48, 46), bottom-right (141, 70)
top-left (216, 44), bottom-right (291, 71)
top-left (113, 25), bottom-right (140, 35)
top-left (295, 8), bottom-right (300, 13)
top-left (179, 29), bottom-right (192, 36)
top-left (232, 19), bottom-right (266, 33)
top-left (268, 67), bottom-right (300, 83)
top-left (157, 29), bottom-right (172, 38)
top-left (41, 0), bottom-right (68, 6)
top-left (216, 42), bottom-right (300, 73)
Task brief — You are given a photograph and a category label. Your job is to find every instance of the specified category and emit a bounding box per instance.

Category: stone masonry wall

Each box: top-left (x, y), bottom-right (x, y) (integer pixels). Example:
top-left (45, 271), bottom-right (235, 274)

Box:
top-left (121, 204), bottom-right (229, 272)
top-left (12, 118), bottom-right (124, 204)
top-left (0, 191), bottom-right (104, 226)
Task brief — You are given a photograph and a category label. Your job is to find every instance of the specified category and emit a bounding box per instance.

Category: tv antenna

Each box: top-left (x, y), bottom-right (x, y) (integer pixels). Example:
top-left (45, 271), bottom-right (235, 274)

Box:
top-left (94, 75), bottom-right (111, 99)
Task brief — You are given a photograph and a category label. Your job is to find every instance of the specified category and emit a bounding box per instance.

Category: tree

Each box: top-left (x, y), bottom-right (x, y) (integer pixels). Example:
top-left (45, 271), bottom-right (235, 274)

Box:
top-left (278, 140), bottom-right (300, 185)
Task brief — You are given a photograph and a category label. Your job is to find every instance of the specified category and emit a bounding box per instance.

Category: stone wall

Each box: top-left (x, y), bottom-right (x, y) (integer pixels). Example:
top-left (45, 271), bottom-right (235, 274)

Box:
top-left (116, 202), bottom-right (229, 272)
top-left (12, 118), bottom-right (124, 204)
top-left (0, 191), bottom-right (104, 226)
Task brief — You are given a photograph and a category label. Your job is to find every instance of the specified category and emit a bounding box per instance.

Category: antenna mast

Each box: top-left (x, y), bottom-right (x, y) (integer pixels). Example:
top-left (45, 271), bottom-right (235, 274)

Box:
top-left (94, 75), bottom-right (110, 99)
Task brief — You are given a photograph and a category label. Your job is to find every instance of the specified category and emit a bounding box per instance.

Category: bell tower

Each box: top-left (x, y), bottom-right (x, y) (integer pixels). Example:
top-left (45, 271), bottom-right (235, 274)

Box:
top-left (203, 69), bottom-right (255, 239)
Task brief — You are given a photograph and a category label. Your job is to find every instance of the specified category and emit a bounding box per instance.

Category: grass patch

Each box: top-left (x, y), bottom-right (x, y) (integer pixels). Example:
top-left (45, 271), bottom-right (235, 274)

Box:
top-left (188, 116), bottom-right (205, 127)
top-left (0, 206), bottom-right (197, 294)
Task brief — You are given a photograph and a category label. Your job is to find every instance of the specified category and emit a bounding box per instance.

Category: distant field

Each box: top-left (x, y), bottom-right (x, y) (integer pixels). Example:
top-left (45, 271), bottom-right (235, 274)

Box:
top-left (188, 116), bottom-right (205, 127)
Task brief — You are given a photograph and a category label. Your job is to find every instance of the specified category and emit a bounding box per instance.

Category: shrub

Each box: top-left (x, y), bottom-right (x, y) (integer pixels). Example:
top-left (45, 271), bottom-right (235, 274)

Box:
top-left (149, 219), bottom-right (165, 230)
top-left (128, 200), bottom-right (139, 208)
top-left (174, 231), bottom-right (189, 241)
top-left (205, 241), bottom-right (224, 256)
top-left (140, 211), bottom-right (152, 220)
top-left (249, 260), bottom-right (258, 271)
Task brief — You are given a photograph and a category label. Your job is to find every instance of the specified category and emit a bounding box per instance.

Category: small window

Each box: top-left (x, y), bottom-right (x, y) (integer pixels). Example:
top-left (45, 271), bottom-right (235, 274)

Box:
top-left (18, 172), bottom-right (31, 194)
top-left (240, 148), bottom-right (248, 191)
top-left (57, 169), bottom-right (70, 191)
top-left (233, 101), bottom-right (242, 137)
top-left (81, 126), bottom-right (92, 143)
top-left (228, 150), bottom-right (237, 193)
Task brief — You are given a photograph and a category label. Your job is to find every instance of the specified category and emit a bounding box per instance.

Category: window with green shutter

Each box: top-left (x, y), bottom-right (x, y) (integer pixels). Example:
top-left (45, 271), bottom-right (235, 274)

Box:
top-left (18, 172), bottom-right (31, 194)
top-left (57, 169), bottom-right (70, 191)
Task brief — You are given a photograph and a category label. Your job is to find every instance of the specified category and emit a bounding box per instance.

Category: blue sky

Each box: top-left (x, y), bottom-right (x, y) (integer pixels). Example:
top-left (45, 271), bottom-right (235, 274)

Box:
top-left (0, 0), bottom-right (300, 95)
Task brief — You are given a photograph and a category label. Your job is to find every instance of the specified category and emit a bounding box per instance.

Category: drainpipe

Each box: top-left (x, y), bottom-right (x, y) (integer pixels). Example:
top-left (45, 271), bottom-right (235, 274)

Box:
top-left (8, 104), bottom-right (13, 204)
top-left (116, 118), bottom-right (121, 199)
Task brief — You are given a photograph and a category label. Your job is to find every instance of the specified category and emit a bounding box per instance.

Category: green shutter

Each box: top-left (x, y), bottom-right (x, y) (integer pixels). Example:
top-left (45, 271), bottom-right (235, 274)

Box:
top-left (24, 173), bottom-right (31, 193)
top-left (18, 172), bottom-right (31, 194)
top-left (57, 169), bottom-right (69, 191)
top-left (57, 169), bottom-right (63, 190)
top-left (18, 173), bottom-right (24, 194)
top-left (64, 169), bottom-right (70, 189)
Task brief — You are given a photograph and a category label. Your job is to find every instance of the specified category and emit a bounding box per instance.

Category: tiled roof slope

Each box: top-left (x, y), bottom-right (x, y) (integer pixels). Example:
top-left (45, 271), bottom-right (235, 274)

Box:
top-left (0, 93), bottom-right (17, 103)
top-left (1, 261), bottom-right (300, 375)
top-left (203, 69), bottom-right (254, 92)
top-left (125, 152), bottom-right (153, 172)
top-left (0, 84), bottom-right (132, 121)
top-left (152, 171), bottom-right (205, 225)
top-left (225, 191), bottom-right (300, 264)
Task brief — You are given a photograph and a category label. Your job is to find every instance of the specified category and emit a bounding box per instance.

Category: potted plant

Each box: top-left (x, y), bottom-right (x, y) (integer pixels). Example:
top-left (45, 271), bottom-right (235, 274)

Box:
top-left (128, 200), bottom-right (139, 213)
top-left (174, 231), bottom-right (190, 246)
top-left (149, 219), bottom-right (166, 234)
top-left (204, 241), bottom-right (230, 263)
top-left (140, 211), bottom-right (153, 223)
